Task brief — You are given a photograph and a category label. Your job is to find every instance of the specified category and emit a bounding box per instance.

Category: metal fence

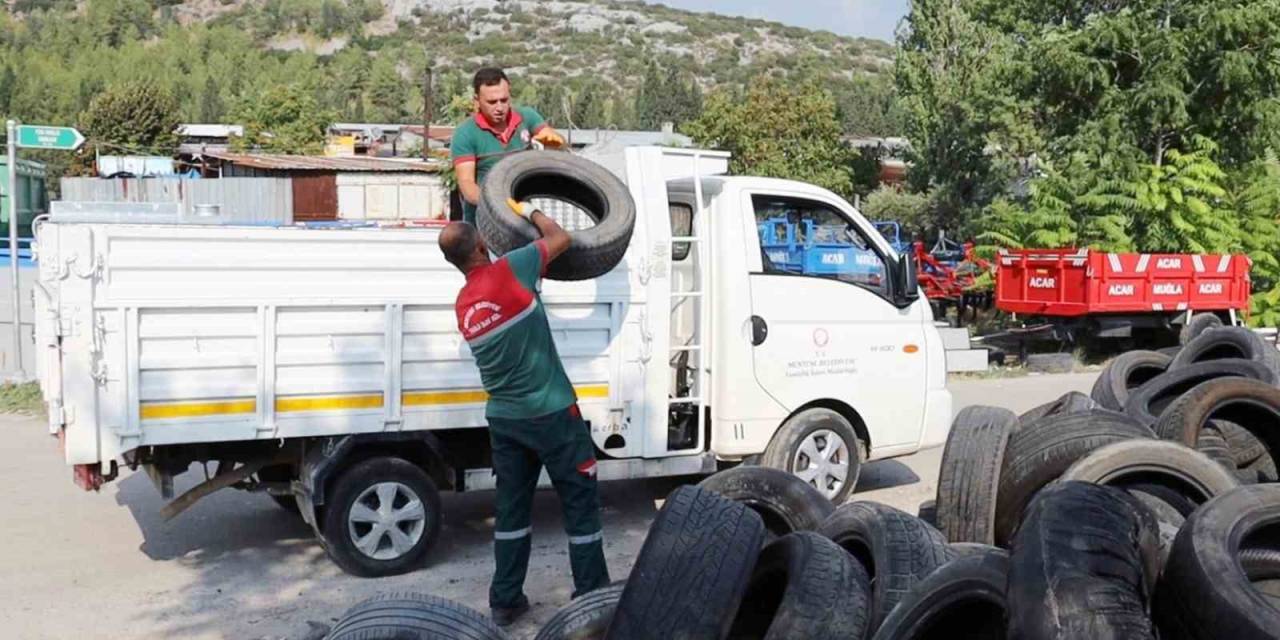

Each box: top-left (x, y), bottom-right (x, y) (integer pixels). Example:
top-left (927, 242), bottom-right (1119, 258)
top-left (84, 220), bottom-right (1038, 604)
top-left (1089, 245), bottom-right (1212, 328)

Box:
top-left (60, 177), bottom-right (293, 225)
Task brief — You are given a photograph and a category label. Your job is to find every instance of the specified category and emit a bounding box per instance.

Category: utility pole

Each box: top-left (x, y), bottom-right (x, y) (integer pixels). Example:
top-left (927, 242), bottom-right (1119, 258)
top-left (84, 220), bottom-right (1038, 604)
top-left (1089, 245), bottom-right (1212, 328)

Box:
top-left (5, 119), bottom-right (21, 379)
top-left (422, 62), bottom-right (433, 161)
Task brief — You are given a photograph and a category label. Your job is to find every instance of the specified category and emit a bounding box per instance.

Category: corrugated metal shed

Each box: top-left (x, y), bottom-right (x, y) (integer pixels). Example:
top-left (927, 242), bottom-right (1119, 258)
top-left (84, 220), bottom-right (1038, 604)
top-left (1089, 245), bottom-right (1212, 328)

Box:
top-left (206, 151), bottom-right (441, 173)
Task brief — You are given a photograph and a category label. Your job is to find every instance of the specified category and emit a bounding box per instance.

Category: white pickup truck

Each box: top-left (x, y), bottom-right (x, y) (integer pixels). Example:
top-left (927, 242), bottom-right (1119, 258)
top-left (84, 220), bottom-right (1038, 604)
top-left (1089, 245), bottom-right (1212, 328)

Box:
top-left (33, 146), bottom-right (951, 576)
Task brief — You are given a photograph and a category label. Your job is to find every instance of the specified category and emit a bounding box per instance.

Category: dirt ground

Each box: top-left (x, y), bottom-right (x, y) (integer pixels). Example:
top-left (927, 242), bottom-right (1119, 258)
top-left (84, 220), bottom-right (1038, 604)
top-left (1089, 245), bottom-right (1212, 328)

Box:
top-left (0, 373), bottom-right (1095, 639)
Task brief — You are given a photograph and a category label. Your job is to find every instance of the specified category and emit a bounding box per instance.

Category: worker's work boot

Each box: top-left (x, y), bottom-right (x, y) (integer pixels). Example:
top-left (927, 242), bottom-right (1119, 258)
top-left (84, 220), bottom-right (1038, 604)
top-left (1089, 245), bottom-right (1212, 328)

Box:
top-left (491, 595), bottom-right (530, 627)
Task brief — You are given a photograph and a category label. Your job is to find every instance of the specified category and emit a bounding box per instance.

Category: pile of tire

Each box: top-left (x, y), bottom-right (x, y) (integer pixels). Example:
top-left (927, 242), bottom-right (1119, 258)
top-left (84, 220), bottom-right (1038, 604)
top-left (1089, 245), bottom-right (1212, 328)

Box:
top-left (924, 321), bottom-right (1280, 639)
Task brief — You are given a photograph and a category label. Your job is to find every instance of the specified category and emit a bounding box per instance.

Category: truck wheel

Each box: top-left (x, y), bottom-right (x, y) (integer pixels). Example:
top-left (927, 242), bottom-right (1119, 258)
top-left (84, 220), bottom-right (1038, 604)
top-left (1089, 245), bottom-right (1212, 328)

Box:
top-left (477, 151), bottom-right (635, 281)
top-left (1180, 313), bottom-right (1223, 346)
top-left (1059, 440), bottom-right (1240, 508)
top-left (698, 465), bottom-right (834, 538)
top-left (327, 592), bottom-right (506, 640)
top-left (761, 408), bottom-right (862, 504)
top-left (321, 457), bottom-right (441, 578)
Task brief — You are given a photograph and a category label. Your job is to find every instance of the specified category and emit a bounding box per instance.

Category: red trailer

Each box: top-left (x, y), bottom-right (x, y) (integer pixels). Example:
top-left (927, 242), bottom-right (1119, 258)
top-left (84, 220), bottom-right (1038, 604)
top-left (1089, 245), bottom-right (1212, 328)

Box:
top-left (995, 248), bottom-right (1251, 342)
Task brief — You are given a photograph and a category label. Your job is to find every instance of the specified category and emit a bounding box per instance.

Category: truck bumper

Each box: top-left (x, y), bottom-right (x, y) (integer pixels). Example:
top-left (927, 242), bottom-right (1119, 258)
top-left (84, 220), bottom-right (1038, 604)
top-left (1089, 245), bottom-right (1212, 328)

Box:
top-left (918, 388), bottom-right (953, 450)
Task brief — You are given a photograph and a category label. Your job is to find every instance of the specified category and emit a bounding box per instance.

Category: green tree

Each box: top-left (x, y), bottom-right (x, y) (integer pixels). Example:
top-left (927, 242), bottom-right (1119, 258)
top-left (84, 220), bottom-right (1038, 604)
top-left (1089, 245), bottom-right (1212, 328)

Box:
top-left (686, 77), bottom-right (856, 198)
top-left (80, 79), bottom-right (181, 153)
top-left (198, 75), bottom-right (223, 123)
top-left (231, 85), bottom-right (334, 154)
top-left (635, 62), bottom-right (702, 129)
top-left (860, 186), bottom-right (935, 236)
top-left (367, 57), bottom-right (407, 122)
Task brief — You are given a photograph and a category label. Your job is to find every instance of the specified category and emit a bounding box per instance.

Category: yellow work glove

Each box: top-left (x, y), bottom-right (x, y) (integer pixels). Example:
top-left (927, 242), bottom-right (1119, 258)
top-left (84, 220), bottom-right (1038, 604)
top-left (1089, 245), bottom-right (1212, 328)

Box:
top-left (533, 128), bottom-right (566, 149)
top-left (506, 198), bottom-right (539, 219)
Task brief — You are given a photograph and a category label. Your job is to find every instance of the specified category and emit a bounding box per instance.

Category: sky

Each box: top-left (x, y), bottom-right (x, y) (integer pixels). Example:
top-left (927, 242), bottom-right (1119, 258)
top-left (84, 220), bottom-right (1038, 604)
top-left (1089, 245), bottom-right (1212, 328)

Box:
top-left (643, 1), bottom-right (911, 42)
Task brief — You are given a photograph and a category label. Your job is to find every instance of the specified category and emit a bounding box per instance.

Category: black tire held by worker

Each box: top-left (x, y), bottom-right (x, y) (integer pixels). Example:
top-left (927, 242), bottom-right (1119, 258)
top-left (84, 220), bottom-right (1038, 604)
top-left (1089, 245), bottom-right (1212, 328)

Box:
top-left (935, 405), bottom-right (1017, 545)
top-left (994, 410), bottom-right (1153, 545)
top-left (726, 531), bottom-right (872, 640)
top-left (870, 547), bottom-right (1010, 640)
top-left (816, 501), bottom-right (956, 632)
top-left (1180, 313), bottom-right (1224, 346)
top-left (698, 465), bottom-right (835, 539)
top-left (1170, 326), bottom-right (1280, 378)
top-left (1008, 482), bottom-right (1159, 640)
top-left (533, 582), bottom-right (626, 640)
top-left (476, 151), bottom-right (636, 281)
top-left (606, 485), bottom-right (765, 640)
top-left (326, 592), bottom-right (509, 640)
top-left (1090, 350), bottom-right (1173, 412)
top-left (1124, 359), bottom-right (1276, 428)
top-left (1154, 485), bottom-right (1280, 640)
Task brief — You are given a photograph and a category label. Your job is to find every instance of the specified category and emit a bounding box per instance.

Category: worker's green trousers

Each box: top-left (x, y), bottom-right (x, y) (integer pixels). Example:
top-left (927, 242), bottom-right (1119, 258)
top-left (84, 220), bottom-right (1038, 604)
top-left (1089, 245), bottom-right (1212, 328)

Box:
top-left (487, 404), bottom-right (610, 609)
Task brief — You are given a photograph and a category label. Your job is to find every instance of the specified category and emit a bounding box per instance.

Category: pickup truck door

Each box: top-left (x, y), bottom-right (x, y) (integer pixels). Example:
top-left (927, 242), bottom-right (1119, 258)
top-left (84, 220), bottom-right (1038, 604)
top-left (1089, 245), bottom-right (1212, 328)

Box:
top-left (745, 192), bottom-right (928, 452)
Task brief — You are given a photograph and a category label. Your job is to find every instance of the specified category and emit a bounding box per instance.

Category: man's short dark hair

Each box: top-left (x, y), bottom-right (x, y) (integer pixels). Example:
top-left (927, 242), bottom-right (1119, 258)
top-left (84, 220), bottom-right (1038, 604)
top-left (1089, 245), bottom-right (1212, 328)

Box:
top-left (473, 67), bottom-right (509, 94)
top-left (439, 222), bottom-right (480, 269)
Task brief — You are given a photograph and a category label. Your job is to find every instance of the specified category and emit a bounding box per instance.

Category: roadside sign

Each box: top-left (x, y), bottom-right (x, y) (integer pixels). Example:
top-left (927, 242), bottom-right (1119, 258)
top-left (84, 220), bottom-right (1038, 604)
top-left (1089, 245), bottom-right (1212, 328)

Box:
top-left (16, 125), bottom-right (85, 151)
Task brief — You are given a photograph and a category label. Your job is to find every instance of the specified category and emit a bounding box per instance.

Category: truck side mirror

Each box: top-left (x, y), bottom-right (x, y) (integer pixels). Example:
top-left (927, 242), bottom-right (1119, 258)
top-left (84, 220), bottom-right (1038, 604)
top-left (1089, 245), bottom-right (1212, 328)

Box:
top-left (895, 252), bottom-right (920, 307)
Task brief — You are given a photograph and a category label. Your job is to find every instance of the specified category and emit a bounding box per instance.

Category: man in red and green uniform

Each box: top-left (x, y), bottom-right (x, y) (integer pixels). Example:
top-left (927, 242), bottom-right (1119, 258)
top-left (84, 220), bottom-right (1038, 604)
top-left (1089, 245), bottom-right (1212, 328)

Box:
top-left (438, 199), bottom-right (608, 626)
top-left (451, 67), bottom-right (565, 224)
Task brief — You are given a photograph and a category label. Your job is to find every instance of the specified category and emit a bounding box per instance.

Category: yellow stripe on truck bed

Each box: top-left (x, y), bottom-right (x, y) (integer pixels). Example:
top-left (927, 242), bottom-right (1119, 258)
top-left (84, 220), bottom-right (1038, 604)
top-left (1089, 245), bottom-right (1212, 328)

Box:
top-left (139, 385), bottom-right (610, 421)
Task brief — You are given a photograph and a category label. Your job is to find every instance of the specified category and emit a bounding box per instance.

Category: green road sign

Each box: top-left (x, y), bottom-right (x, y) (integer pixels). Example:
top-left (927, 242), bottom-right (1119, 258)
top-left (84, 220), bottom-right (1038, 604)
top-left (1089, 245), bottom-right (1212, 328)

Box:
top-left (16, 125), bottom-right (85, 151)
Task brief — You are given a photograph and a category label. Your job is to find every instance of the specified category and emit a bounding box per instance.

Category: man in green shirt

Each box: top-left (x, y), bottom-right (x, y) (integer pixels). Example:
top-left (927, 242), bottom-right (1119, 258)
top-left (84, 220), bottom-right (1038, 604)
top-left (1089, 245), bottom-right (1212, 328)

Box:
top-left (451, 67), bottom-right (566, 224)
top-left (438, 199), bottom-right (608, 627)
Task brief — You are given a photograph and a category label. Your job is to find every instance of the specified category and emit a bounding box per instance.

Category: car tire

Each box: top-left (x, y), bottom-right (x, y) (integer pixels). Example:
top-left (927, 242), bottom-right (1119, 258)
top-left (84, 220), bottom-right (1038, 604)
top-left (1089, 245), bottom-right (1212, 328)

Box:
top-left (327, 592), bottom-right (507, 640)
top-left (935, 405), bottom-right (1017, 545)
top-left (727, 531), bottom-right (872, 640)
top-left (534, 582), bottom-right (625, 640)
top-left (607, 485), bottom-right (765, 640)
top-left (1220, 419), bottom-right (1269, 466)
top-left (477, 151), bottom-right (635, 281)
top-left (1008, 482), bottom-right (1159, 640)
top-left (1128, 487), bottom-right (1187, 568)
top-left (1195, 422), bottom-right (1237, 472)
top-left (1153, 378), bottom-right (1280, 472)
top-left (1170, 326), bottom-right (1280, 377)
top-left (870, 547), bottom-right (1010, 640)
top-left (1123, 359), bottom-right (1276, 428)
top-left (995, 409), bottom-right (1153, 545)
top-left (698, 465), bottom-right (835, 538)
top-left (1154, 485), bottom-right (1280, 639)
top-left (320, 457), bottom-right (441, 578)
top-left (816, 501), bottom-right (956, 631)
top-left (1059, 439), bottom-right (1240, 508)
top-left (761, 408), bottom-right (862, 505)
top-left (1091, 350), bottom-right (1172, 412)
top-left (1180, 313), bottom-right (1223, 346)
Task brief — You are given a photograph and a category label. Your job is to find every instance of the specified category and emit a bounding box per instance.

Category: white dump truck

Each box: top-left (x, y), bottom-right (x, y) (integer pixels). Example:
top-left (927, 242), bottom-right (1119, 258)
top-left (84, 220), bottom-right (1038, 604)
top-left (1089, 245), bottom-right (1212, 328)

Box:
top-left (32, 146), bottom-right (951, 576)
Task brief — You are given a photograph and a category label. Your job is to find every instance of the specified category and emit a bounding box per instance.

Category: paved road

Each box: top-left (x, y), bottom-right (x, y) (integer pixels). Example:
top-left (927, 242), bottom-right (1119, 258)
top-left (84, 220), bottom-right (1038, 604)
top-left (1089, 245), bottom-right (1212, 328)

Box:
top-left (0, 373), bottom-right (1095, 639)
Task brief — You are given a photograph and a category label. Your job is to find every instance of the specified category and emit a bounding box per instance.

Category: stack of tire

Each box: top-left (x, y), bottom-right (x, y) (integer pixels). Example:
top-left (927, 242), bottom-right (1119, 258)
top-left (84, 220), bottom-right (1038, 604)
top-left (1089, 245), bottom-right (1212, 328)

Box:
top-left (925, 320), bottom-right (1280, 639)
